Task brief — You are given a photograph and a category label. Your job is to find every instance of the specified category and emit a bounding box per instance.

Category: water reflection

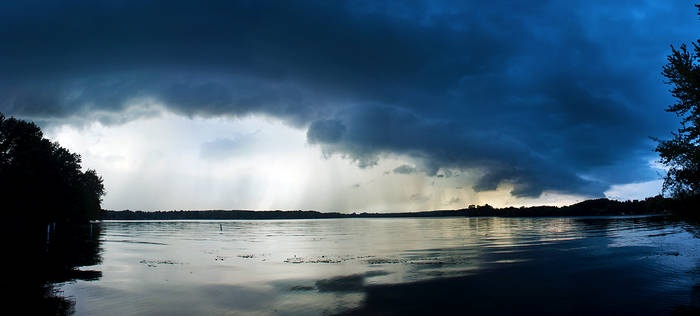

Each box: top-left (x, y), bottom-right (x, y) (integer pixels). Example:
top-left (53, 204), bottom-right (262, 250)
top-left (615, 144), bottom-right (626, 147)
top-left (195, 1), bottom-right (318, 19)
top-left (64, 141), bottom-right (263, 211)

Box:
top-left (16, 223), bottom-right (103, 315)
top-left (56, 216), bottom-right (699, 315)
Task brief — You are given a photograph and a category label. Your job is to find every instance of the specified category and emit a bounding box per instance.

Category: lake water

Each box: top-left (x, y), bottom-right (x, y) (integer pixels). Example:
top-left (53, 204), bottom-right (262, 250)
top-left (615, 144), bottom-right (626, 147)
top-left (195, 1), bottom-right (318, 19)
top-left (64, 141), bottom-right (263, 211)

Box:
top-left (56, 216), bottom-right (700, 315)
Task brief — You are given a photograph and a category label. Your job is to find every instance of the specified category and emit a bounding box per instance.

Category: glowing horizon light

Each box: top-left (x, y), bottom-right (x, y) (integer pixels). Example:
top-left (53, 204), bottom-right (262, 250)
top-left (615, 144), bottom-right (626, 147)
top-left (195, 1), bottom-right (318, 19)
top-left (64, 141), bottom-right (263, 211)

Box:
top-left (38, 106), bottom-right (661, 212)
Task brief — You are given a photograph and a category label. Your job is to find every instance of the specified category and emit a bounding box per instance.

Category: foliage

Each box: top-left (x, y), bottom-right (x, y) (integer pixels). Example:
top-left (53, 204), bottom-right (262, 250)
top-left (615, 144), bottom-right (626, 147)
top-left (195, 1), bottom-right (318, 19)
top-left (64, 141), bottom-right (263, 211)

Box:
top-left (0, 113), bottom-right (105, 223)
top-left (102, 197), bottom-right (669, 220)
top-left (655, 6), bottom-right (700, 198)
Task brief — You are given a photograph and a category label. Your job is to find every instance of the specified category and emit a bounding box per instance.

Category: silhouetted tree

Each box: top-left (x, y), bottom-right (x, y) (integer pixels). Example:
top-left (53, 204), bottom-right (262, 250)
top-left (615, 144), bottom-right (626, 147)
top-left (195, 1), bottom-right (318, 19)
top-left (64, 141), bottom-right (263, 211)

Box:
top-left (0, 113), bottom-right (105, 223)
top-left (655, 5), bottom-right (700, 199)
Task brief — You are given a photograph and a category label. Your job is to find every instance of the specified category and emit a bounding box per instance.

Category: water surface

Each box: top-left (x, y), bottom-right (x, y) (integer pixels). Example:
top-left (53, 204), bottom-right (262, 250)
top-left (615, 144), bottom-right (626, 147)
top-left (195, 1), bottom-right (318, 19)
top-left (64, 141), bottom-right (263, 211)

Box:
top-left (58, 216), bottom-right (700, 315)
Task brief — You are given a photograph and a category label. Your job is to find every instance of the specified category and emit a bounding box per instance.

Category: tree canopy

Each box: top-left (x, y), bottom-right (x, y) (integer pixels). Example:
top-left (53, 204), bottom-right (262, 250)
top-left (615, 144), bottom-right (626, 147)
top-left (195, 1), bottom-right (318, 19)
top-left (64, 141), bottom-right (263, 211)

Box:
top-left (655, 6), bottom-right (700, 199)
top-left (0, 113), bottom-right (104, 223)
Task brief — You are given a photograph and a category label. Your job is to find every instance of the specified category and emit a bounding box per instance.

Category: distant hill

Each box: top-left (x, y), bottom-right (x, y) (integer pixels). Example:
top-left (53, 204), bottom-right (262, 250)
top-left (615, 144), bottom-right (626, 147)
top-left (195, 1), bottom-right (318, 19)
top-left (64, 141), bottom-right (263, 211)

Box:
top-left (101, 196), bottom-right (670, 220)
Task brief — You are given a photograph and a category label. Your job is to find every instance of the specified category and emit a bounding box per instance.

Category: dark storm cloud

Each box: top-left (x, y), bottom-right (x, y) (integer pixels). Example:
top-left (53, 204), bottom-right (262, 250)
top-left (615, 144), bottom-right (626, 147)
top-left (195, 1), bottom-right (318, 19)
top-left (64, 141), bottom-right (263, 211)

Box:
top-left (307, 120), bottom-right (346, 144)
top-left (1, 0), bottom-right (697, 197)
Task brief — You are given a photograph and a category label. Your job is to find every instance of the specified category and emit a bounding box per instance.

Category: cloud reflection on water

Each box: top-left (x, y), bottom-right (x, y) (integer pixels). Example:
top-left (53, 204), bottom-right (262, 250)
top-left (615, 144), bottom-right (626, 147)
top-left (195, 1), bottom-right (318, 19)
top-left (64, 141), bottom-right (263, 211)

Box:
top-left (58, 216), bottom-right (699, 315)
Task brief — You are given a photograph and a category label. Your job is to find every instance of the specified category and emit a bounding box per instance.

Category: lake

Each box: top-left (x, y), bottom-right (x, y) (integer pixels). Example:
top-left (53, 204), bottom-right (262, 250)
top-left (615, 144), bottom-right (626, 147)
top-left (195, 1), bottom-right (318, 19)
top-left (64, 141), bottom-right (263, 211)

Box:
top-left (55, 216), bottom-right (700, 315)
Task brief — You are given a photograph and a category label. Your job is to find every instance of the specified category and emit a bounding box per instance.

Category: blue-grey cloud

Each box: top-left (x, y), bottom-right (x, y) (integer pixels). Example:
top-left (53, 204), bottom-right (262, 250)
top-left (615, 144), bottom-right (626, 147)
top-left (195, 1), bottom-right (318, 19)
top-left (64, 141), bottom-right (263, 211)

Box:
top-left (1, 0), bottom-right (697, 198)
top-left (393, 165), bottom-right (417, 175)
top-left (307, 120), bottom-right (346, 144)
top-left (201, 138), bottom-right (247, 161)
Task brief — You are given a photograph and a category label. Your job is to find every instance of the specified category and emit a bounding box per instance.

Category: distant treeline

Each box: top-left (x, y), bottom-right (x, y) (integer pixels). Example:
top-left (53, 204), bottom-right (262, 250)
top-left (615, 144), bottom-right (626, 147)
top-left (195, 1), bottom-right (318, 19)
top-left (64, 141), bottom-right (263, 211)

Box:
top-left (102, 196), bottom-right (672, 220)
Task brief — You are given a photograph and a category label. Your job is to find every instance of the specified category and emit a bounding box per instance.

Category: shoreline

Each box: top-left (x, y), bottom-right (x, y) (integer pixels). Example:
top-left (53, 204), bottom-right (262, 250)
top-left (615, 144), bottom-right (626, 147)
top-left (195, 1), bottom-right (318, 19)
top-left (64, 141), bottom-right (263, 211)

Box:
top-left (100, 214), bottom-right (667, 222)
top-left (101, 197), bottom-right (669, 220)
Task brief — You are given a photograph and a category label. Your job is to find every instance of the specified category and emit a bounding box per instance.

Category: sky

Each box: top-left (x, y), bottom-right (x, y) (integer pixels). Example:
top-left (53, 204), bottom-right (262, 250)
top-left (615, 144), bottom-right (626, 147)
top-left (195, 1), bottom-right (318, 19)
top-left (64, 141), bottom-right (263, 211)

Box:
top-left (1, 1), bottom-right (698, 212)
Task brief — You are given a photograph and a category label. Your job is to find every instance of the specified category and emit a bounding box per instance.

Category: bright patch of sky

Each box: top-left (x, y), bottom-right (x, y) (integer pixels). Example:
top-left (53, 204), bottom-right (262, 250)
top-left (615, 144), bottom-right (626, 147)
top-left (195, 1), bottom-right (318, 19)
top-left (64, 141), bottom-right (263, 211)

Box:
top-left (44, 108), bottom-right (661, 212)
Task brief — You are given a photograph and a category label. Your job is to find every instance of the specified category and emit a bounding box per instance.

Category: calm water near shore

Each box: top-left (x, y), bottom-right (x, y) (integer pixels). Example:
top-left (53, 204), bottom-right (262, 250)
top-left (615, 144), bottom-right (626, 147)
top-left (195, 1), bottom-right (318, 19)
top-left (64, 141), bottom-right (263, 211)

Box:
top-left (56, 216), bottom-right (700, 315)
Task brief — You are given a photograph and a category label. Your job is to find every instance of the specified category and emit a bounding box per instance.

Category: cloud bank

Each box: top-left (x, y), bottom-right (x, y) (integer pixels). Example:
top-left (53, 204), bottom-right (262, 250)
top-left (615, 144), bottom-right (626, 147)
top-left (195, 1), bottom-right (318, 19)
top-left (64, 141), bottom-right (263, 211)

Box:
top-left (1, 0), bottom-right (696, 198)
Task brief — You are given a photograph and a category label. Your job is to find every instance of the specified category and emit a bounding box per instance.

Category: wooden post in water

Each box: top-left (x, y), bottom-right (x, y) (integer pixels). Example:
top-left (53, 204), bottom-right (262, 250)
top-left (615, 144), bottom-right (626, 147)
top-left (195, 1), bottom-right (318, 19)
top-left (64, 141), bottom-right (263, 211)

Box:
top-left (46, 223), bottom-right (51, 252)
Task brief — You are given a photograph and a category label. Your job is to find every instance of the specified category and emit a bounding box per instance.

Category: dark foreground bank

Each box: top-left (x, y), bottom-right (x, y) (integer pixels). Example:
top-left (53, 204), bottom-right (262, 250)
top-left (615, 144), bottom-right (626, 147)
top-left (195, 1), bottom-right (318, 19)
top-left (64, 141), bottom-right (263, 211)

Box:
top-left (103, 196), bottom-right (670, 220)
